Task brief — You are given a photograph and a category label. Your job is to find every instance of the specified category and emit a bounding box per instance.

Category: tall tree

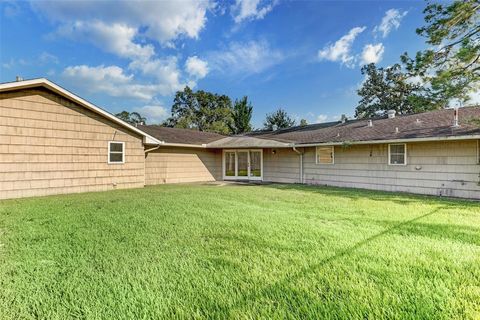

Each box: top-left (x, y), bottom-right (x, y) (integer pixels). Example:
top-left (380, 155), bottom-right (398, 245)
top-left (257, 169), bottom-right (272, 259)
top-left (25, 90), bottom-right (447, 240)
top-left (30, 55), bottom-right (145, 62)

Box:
top-left (263, 108), bottom-right (296, 130)
top-left (229, 96), bottom-right (253, 134)
top-left (401, 0), bottom-right (480, 106)
top-left (355, 63), bottom-right (437, 118)
top-left (164, 86), bottom-right (233, 134)
top-left (115, 111), bottom-right (147, 125)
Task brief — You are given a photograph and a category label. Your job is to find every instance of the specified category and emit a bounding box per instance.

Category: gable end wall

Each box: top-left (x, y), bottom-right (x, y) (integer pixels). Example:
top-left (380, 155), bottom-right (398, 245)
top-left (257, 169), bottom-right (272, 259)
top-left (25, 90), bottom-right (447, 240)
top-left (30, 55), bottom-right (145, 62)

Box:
top-left (0, 89), bottom-right (146, 199)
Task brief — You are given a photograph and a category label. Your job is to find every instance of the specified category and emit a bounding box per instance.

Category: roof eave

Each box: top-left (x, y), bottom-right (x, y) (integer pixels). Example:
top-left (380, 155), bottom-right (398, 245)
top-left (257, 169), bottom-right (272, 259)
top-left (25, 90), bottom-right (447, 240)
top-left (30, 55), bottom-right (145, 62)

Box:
top-left (0, 78), bottom-right (162, 145)
top-left (293, 134), bottom-right (480, 147)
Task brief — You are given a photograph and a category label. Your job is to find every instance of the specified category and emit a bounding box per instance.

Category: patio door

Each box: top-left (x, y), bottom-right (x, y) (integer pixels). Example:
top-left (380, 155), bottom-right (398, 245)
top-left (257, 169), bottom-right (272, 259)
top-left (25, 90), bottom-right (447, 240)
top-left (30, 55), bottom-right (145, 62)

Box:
top-left (237, 151), bottom-right (249, 177)
top-left (223, 149), bottom-right (263, 181)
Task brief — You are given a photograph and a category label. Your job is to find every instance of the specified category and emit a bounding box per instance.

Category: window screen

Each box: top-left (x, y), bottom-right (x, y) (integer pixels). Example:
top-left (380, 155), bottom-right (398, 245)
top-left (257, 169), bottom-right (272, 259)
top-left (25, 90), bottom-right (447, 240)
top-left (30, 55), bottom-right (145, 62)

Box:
top-left (316, 146), bottom-right (334, 164)
top-left (109, 142), bottom-right (124, 164)
top-left (389, 144), bottom-right (406, 165)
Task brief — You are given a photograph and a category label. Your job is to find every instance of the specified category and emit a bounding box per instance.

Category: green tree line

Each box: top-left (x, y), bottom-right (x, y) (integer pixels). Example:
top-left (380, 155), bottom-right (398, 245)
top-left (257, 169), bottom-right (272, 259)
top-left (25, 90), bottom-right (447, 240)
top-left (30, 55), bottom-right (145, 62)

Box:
top-left (356, 0), bottom-right (479, 118)
top-left (117, 0), bottom-right (479, 132)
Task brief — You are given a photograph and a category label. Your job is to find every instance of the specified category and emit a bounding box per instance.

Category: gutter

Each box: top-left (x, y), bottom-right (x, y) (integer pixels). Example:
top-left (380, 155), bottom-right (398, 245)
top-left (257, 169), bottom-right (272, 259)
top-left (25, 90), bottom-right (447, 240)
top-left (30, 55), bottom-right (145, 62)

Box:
top-left (293, 134), bottom-right (480, 147)
top-left (292, 146), bottom-right (304, 184)
top-left (162, 142), bottom-right (209, 148)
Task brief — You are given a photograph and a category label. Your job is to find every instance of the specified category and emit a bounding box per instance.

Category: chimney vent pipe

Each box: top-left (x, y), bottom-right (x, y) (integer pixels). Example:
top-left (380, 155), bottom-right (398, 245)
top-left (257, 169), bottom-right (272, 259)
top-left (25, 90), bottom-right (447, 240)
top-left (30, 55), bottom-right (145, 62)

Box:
top-left (452, 108), bottom-right (459, 127)
top-left (387, 110), bottom-right (396, 119)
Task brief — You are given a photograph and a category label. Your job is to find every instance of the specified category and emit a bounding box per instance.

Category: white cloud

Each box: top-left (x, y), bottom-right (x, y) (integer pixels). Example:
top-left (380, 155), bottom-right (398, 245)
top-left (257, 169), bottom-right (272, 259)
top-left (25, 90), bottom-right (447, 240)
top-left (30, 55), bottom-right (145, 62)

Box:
top-left (34, 1), bottom-right (213, 103)
top-left (39, 52), bottom-right (59, 64)
top-left (32, 0), bottom-right (213, 44)
top-left (134, 105), bottom-right (169, 124)
top-left (209, 40), bottom-right (284, 76)
top-left (231, 0), bottom-right (277, 23)
top-left (185, 56), bottom-right (209, 79)
top-left (62, 65), bottom-right (159, 101)
top-left (318, 26), bottom-right (366, 68)
top-left (316, 114), bottom-right (328, 123)
top-left (361, 43), bottom-right (384, 65)
top-left (128, 56), bottom-right (186, 95)
top-left (57, 21), bottom-right (154, 60)
top-left (374, 9), bottom-right (408, 38)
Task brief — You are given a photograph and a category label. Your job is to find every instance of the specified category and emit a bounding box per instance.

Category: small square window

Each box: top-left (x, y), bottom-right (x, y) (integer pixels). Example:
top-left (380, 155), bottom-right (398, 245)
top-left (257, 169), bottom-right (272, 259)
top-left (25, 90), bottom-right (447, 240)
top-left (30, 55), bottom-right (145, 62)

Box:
top-left (108, 142), bottom-right (125, 164)
top-left (316, 146), bottom-right (334, 164)
top-left (388, 143), bottom-right (406, 165)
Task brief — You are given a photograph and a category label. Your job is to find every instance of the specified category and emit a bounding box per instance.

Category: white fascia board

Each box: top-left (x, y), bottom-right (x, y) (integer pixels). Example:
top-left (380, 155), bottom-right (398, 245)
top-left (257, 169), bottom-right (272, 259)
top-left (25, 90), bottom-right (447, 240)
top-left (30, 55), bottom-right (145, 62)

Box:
top-left (293, 135), bottom-right (480, 147)
top-left (160, 142), bottom-right (208, 148)
top-left (0, 78), bottom-right (162, 145)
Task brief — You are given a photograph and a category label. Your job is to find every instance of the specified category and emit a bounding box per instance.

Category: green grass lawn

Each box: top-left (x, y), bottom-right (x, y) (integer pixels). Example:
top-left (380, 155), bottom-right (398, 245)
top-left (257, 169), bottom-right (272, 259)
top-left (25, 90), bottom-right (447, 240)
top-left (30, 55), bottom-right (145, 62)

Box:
top-left (1, 184), bottom-right (479, 319)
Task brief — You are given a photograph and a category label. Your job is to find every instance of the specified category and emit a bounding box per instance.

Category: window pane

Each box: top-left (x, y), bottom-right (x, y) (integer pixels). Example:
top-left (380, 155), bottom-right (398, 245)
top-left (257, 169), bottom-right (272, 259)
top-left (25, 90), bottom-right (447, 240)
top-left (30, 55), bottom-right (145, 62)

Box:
top-left (390, 154), bottom-right (405, 164)
top-left (225, 152), bottom-right (235, 176)
top-left (390, 144), bottom-right (404, 154)
top-left (317, 147), bottom-right (333, 164)
top-left (110, 142), bottom-right (123, 152)
top-left (250, 151), bottom-right (261, 177)
top-left (237, 152), bottom-right (248, 176)
top-left (109, 153), bottom-right (123, 163)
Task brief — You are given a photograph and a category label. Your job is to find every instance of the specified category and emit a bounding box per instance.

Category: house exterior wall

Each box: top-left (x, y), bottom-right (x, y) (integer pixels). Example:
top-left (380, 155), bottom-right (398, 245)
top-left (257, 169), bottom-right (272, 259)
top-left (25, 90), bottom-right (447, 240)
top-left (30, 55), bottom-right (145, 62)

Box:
top-left (302, 140), bottom-right (480, 199)
top-left (263, 148), bottom-right (301, 184)
top-left (0, 89), bottom-right (146, 200)
top-left (145, 147), bottom-right (221, 185)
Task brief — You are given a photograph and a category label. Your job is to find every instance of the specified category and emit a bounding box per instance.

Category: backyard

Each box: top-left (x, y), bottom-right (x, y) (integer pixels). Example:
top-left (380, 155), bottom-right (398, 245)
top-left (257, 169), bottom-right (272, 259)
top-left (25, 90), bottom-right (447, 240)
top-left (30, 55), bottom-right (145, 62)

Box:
top-left (0, 183), bottom-right (479, 319)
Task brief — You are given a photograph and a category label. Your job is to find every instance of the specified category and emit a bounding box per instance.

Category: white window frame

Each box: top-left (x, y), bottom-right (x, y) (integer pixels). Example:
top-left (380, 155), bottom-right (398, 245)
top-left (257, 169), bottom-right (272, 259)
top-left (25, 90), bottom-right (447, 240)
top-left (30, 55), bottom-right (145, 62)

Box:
top-left (316, 146), bottom-right (335, 165)
top-left (388, 143), bottom-right (407, 166)
top-left (108, 141), bottom-right (125, 164)
top-left (222, 149), bottom-right (263, 181)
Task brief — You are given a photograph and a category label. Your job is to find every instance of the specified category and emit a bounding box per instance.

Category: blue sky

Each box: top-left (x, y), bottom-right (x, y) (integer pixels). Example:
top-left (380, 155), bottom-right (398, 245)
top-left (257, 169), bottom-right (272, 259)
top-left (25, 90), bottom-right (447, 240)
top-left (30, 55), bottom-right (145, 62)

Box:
top-left (0, 0), bottom-right (428, 127)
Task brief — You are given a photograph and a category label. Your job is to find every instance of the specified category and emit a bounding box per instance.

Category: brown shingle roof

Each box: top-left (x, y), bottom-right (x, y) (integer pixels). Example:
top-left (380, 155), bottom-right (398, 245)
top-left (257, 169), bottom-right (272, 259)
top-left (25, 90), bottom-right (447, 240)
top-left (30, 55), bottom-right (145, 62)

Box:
top-left (138, 107), bottom-right (480, 147)
top-left (252, 106), bottom-right (480, 144)
top-left (137, 125), bottom-right (226, 145)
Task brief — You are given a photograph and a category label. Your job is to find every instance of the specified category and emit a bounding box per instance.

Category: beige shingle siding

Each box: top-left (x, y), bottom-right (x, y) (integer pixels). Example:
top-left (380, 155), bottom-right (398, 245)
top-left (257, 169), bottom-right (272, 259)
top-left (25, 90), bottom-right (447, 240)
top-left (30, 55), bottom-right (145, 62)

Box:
top-left (0, 89), bottom-right (145, 199)
top-left (145, 147), bottom-right (221, 185)
top-left (301, 140), bottom-right (480, 199)
top-left (263, 148), bottom-right (301, 184)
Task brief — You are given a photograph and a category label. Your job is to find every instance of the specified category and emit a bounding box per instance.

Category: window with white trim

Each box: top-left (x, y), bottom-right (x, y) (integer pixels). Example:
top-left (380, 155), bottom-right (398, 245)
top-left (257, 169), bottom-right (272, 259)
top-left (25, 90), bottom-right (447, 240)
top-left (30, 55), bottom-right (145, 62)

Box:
top-left (108, 141), bottom-right (125, 164)
top-left (388, 143), bottom-right (406, 165)
top-left (316, 146), bottom-right (334, 164)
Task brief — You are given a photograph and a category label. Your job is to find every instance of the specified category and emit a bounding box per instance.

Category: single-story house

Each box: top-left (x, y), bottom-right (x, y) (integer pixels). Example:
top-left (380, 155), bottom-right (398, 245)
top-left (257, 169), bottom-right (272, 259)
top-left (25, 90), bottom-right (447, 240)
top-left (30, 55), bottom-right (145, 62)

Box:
top-left (1, 78), bottom-right (480, 200)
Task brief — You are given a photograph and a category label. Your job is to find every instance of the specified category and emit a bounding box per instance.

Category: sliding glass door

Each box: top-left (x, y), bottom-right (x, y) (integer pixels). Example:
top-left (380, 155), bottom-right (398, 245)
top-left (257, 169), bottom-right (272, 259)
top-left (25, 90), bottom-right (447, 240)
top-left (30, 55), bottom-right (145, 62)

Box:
top-left (224, 151), bottom-right (236, 177)
top-left (237, 151), bottom-right (249, 177)
top-left (249, 150), bottom-right (262, 178)
top-left (223, 149), bottom-right (263, 180)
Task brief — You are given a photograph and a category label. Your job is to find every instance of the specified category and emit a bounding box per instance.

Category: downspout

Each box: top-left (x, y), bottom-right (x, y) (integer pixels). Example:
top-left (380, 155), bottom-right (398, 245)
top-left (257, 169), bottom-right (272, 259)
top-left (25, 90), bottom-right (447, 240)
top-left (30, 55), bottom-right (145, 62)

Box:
top-left (292, 146), bottom-right (304, 184)
top-left (143, 142), bottom-right (163, 186)
top-left (145, 145), bottom-right (161, 153)
top-left (144, 141), bottom-right (165, 153)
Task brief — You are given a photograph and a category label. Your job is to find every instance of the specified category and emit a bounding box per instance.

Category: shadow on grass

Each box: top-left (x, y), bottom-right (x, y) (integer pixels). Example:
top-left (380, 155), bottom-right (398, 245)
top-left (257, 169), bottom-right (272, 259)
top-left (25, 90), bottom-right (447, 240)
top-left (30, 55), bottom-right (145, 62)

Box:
top-left (233, 183), bottom-right (479, 209)
top-left (225, 206), bottom-right (447, 315)
top-left (383, 220), bottom-right (480, 246)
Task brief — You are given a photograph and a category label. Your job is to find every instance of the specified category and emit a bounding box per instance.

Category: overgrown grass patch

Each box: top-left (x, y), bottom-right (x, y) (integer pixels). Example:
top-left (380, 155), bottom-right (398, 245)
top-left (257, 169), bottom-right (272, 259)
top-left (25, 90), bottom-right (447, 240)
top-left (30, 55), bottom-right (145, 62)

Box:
top-left (0, 183), bottom-right (479, 319)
